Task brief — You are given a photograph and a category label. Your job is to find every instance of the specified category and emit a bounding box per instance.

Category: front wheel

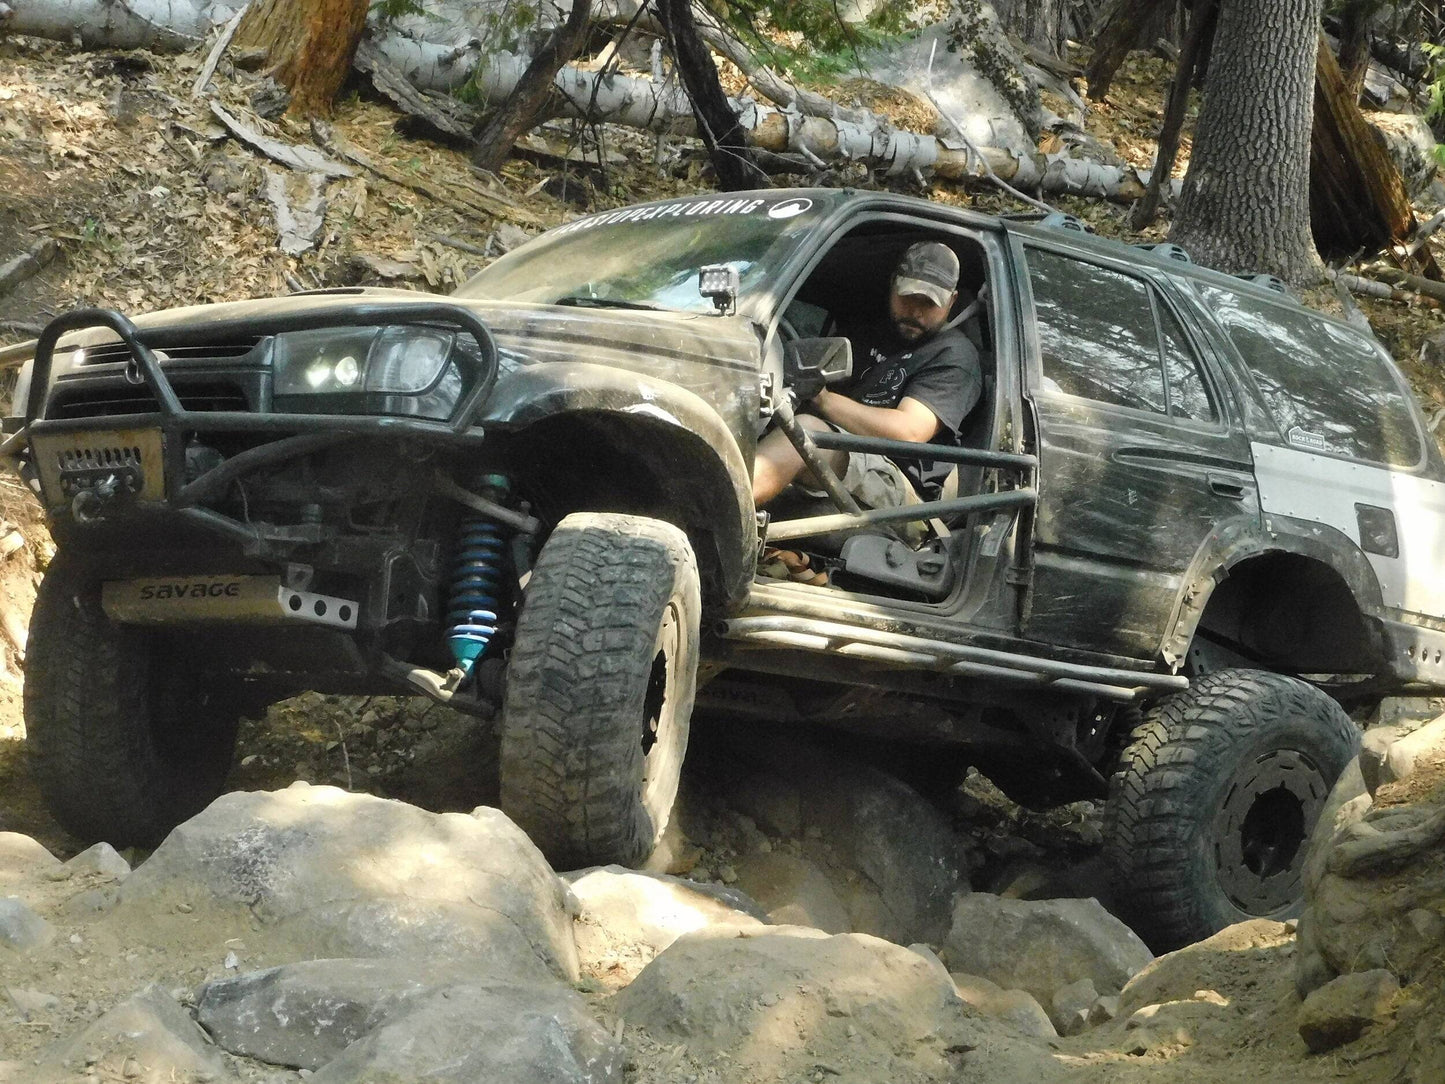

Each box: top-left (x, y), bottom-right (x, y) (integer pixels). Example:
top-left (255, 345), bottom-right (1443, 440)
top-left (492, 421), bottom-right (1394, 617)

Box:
top-left (1104, 668), bottom-right (1360, 951)
top-left (499, 513), bottom-right (700, 869)
top-left (24, 554), bottom-right (241, 847)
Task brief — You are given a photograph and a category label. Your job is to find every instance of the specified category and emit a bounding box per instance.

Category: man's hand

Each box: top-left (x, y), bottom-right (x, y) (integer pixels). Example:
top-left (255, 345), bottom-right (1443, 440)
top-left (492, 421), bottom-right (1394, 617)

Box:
top-left (814, 390), bottom-right (941, 444)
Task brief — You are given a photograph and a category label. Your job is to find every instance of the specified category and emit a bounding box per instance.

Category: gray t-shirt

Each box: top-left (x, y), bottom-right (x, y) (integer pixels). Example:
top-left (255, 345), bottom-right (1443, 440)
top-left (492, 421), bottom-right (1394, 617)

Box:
top-left (840, 324), bottom-right (983, 500)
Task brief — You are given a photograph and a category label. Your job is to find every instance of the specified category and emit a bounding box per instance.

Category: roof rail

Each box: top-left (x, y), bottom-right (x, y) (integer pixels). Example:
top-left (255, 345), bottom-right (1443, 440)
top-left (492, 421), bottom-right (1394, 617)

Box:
top-left (1233, 272), bottom-right (1292, 296)
top-left (1001, 211), bottom-right (1093, 234)
top-left (1135, 243), bottom-right (1192, 264)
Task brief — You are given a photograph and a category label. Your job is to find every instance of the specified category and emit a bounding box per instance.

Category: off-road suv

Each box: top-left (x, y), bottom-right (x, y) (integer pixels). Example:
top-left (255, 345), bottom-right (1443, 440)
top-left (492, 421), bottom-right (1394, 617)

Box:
top-left (5, 189), bottom-right (1443, 949)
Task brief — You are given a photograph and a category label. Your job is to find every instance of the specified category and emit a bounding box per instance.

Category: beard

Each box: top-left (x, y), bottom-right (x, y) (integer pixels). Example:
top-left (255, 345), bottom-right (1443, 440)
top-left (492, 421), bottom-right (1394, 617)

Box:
top-left (894, 318), bottom-right (929, 341)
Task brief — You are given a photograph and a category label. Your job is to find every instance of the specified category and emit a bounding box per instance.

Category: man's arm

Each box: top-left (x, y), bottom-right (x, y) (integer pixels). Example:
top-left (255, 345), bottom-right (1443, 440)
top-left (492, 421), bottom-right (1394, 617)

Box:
top-left (812, 390), bottom-right (941, 443)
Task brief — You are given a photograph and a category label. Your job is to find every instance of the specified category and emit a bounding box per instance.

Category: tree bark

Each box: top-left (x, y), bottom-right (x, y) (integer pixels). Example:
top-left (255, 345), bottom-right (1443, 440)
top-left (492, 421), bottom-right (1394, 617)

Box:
top-left (1085, 0), bottom-right (1175, 100)
top-left (1170, 0), bottom-right (1324, 285)
top-left (1335, 0), bottom-right (1377, 99)
top-left (472, 0), bottom-right (593, 173)
top-left (656, 0), bottom-right (767, 190)
top-left (1130, 0), bottom-right (1217, 229)
top-left (1310, 30), bottom-right (1421, 264)
top-left (232, 0), bottom-right (369, 117)
top-left (995, 0), bottom-right (1069, 59)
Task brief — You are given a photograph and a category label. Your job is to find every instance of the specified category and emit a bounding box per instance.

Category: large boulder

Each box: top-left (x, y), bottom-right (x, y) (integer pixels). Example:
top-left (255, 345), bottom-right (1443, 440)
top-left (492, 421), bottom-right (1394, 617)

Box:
top-left (1297, 970), bottom-right (1400, 1054)
top-left (615, 926), bottom-right (1053, 1079)
top-left (942, 894), bottom-right (1152, 1007)
top-left (711, 730), bottom-right (963, 944)
top-left (28, 985), bottom-right (234, 1083)
top-left (566, 865), bottom-right (765, 987)
top-left (199, 960), bottom-right (621, 1084)
top-left (732, 851), bottom-right (851, 933)
top-left (308, 980), bottom-right (622, 1084)
top-left (0, 896), bottom-right (51, 952)
top-left (1367, 112), bottom-right (1440, 197)
top-left (114, 785), bottom-right (578, 981)
top-left (0, 832), bottom-right (60, 889)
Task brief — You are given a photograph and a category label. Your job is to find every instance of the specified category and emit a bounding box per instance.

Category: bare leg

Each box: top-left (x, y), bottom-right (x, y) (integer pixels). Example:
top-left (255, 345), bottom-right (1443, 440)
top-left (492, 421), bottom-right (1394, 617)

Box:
top-left (752, 414), bottom-right (849, 506)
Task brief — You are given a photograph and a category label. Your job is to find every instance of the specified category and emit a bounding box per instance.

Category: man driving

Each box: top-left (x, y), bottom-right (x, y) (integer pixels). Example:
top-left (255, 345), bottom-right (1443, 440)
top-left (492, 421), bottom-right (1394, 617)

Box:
top-left (753, 241), bottom-right (984, 516)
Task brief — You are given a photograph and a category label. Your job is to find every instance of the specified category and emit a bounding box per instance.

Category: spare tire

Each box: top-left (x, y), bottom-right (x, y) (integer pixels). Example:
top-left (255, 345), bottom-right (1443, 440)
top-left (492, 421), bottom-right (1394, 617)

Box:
top-left (1104, 668), bottom-right (1360, 951)
top-left (499, 513), bottom-right (700, 869)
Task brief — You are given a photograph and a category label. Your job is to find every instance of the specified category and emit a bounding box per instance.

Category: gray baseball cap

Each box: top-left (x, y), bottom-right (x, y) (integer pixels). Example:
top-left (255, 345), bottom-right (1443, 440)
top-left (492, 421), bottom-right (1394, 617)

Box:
top-left (892, 242), bottom-right (960, 308)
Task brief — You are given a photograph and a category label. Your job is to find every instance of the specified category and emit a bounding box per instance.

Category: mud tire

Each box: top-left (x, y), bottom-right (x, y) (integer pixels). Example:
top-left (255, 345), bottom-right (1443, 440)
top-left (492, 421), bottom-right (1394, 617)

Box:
top-left (499, 513), bottom-right (700, 869)
top-left (1104, 668), bottom-right (1359, 951)
top-left (24, 554), bottom-right (240, 847)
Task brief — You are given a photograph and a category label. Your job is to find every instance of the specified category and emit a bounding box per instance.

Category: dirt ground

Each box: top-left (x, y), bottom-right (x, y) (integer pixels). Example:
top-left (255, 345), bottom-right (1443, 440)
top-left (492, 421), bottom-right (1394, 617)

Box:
top-left (2, 29), bottom-right (1444, 1084)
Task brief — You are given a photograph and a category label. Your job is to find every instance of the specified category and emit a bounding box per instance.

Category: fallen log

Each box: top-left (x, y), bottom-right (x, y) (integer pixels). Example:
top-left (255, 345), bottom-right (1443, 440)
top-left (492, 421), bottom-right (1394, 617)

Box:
top-left (1328, 270), bottom-right (1443, 309)
top-left (1310, 32), bottom-right (1427, 272)
top-left (0, 237), bottom-right (58, 298)
top-left (211, 101), bottom-right (355, 176)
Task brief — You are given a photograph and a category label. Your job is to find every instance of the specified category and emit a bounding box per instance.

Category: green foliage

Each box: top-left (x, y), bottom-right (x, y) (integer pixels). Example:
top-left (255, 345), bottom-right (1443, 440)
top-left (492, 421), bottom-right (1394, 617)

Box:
top-left (1423, 41), bottom-right (1445, 122)
top-left (453, 0), bottom-right (541, 105)
top-left (714, 0), bottom-right (920, 84)
top-left (369, 0), bottom-right (426, 24)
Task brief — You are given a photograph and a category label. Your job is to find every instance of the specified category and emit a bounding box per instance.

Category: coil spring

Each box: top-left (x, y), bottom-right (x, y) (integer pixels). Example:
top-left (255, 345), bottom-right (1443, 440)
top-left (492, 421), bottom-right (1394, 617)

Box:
top-left (447, 514), bottom-right (508, 673)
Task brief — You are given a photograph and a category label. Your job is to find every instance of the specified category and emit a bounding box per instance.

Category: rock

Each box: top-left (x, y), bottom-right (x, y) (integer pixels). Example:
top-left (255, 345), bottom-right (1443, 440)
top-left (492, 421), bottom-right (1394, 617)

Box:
top-left (1297, 970), bottom-right (1400, 1053)
top-left (728, 769), bottom-right (802, 837)
top-left (309, 979), bottom-right (622, 1084)
top-left (198, 959), bottom-right (459, 1070)
top-left (5, 987), bottom-right (60, 1016)
top-left (29, 985), bottom-right (234, 1083)
top-left (115, 786), bottom-right (578, 981)
top-left (1360, 725), bottom-right (1407, 796)
top-left (1122, 996), bottom-right (1230, 1048)
top-left (494, 223), bottom-right (533, 253)
top-left (566, 866), bottom-right (765, 985)
top-left (733, 851), bottom-right (851, 933)
top-left (1122, 920), bottom-right (1292, 1014)
top-left (907, 942), bottom-right (954, 987)
top-left (1090, 994), bottom-right (1119, 1024)
top-left (65, 842), bottom-right (131, 881)
top-left (0, 896), bottom-right (52, 951)
top-left (616, 926), bottom-right (984, 1079)
top-left (1050, 977), bottom-right (1098, 1036)
top-left (950, 973), bottom-right (1057, 1039)
top-left (1296, 760), bottom-right (1374, 997)
top-left (1367, 112), bottom-right (1440, 197)
top-left (1381, 715), bottom-right (1445, 788)
top-left (780, 738), bottom-right (963, 942)
top-left (943, 894), bottom-right (1152, 1006)
top-left (0, 832), bottom-right (60, 887)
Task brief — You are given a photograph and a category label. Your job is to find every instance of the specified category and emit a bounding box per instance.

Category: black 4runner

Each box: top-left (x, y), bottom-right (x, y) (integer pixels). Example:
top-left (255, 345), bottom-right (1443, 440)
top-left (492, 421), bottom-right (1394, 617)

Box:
top-left (5, 189), bottom-right (1444, 949)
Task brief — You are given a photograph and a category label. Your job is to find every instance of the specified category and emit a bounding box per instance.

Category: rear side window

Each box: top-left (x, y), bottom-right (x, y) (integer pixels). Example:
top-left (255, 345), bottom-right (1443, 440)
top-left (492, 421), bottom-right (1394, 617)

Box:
top-left (1028, 248), bottom-right (1216, 421)
top-left (1197, 284), bottom-right (1422, 466)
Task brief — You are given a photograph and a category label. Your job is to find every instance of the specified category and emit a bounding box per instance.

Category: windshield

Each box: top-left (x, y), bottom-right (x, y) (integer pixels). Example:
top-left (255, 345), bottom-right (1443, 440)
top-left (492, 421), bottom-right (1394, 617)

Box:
top-left (454, 194), bottom-right (825, 313)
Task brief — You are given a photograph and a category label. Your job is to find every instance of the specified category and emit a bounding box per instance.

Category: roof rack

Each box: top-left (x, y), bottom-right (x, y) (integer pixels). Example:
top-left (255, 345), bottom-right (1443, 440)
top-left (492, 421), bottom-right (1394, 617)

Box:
top-left (1135, 243), bottom-right (1192, 264)
top-left (1233, 272), bottom-right (1291, 296)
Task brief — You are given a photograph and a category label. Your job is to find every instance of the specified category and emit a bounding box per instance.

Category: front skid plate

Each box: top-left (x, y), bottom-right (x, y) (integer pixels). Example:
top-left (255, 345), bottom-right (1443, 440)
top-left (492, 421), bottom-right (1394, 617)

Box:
top-left (101, 574), bottom-right (359, 630)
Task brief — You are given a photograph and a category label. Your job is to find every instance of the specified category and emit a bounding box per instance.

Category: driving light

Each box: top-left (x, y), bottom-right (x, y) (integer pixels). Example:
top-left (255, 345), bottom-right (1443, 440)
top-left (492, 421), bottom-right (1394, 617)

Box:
top-left (274, 326), bottom-right (456, 395)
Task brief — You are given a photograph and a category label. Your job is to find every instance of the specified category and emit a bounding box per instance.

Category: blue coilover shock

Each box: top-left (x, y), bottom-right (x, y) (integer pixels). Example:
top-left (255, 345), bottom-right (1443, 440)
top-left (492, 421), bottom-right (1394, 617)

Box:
top-left (447, 473), bottom-right (512, 675)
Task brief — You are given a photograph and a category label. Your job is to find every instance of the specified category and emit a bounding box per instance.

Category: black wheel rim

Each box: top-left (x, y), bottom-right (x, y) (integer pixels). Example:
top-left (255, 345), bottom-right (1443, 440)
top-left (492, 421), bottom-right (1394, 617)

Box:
top-left (1210, 748), bottom-right (1328, 914)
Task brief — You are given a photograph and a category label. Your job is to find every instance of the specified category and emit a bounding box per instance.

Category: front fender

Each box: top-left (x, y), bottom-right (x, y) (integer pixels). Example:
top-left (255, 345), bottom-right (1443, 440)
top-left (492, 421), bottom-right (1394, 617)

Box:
top-left (483, 362), bottom-right (757, 610)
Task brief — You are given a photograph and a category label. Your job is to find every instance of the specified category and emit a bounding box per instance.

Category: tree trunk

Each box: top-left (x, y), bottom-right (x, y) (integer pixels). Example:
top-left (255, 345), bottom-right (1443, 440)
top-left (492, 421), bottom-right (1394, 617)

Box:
top-left (1310, 30), bottom-right (1420, 262)
top-left (233, 0), bottom-right (369, 117)
top-left (1169, 0), bottom-right (1324, 284)
top-left (996, 0), bottom-right (1068, 58)
top-left (656, 0), bottom-right (767, 190)
top-left (472, 0), bottom-right (593, 173)
top-left (1335, 0), bottom-right (1375, 99)
top-left (1130, 0), bottom-right (1218, 229)
top-left (1085, 0), bottom-right (1175, 100)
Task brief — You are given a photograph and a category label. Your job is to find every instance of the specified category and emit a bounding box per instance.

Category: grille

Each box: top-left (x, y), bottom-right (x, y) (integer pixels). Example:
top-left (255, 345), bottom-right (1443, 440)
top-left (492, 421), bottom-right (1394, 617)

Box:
top-left (49, 382), bottom-right (251, 419)
top-left (73, 337), bottom-right (263, 365)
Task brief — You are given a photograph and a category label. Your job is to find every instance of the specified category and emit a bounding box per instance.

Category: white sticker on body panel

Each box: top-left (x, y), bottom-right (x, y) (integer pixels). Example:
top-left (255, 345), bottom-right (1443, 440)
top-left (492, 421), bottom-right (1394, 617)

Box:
top-left (1251, 441), bottom-right (1445, 620)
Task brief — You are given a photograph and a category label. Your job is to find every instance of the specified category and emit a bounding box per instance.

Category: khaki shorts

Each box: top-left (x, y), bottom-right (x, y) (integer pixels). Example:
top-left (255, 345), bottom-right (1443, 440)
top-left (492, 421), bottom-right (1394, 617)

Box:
top-left (800, 450), bottom-right (927, 543)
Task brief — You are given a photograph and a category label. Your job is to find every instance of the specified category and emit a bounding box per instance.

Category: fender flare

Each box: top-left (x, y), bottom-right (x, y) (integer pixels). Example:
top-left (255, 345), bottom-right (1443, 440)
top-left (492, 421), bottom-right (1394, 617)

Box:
top-left (1160, 514), bottom-right (1387, 669)
top-left (482, 361), bottom-right (757, 609)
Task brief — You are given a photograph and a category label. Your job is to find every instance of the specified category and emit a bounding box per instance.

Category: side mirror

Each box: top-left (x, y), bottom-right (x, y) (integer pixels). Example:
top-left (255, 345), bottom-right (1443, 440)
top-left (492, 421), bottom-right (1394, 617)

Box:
top-left (783, 336), bottom-right (852, 400)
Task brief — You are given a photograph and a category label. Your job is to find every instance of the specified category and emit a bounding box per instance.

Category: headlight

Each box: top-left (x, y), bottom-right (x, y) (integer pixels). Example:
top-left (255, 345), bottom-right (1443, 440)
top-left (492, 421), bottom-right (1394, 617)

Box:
top-left (273, 326), bottom-right (455, 395)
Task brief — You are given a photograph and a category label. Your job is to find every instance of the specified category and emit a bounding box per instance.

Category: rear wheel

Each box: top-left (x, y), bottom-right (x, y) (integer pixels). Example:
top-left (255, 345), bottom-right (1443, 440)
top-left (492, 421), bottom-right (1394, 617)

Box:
top-left (24, 554), bottom-right (240, 847)
top-left (1104, 668), bottom-right (1359, 951)
top-left (499, 513), bottom-right (700, 869)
